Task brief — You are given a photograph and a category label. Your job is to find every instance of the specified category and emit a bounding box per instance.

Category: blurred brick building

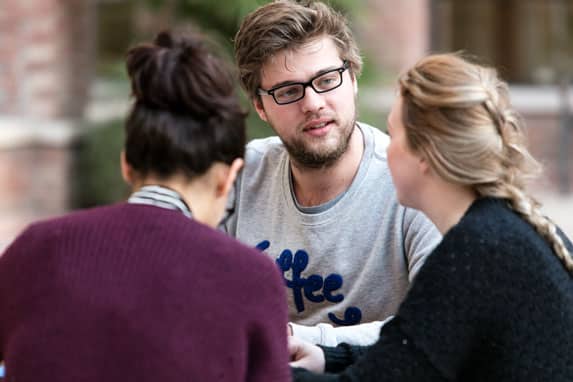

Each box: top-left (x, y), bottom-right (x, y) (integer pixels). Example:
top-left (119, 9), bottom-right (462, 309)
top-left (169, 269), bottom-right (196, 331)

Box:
top-left (0, 0), bottom-right (96, 248)
top-left (358, 0), bottom-right (573, 196)
top-left (0, 0), bottom-right (571, 248)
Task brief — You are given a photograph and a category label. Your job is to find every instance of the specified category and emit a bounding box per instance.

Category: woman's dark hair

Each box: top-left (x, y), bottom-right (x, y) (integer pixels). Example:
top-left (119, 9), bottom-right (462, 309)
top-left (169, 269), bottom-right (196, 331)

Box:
top-left (124, 29), bottom-right (247, 180)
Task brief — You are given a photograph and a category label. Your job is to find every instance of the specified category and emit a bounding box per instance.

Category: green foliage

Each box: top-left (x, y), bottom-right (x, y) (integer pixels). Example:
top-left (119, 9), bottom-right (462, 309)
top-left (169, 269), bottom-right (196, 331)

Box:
top-left (71, 111), bottom-right (272, 208)
top-left (144, 0), bottom-right (359, 24)
top-left (245, 107), bottom-right (273, 140)
top-left (141, 0), bottom-right (363, 52)
top-left (142, 0), bottom-right (261, 38)
top-left (71, 120), bottom-right (129, 209)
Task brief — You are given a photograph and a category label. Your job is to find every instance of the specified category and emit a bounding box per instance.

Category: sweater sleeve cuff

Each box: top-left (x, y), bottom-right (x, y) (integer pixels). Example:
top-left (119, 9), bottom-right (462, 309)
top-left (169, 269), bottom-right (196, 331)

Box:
top-left (291, 317), bottom-right (392, 347)
top-left (320, 344), bottom-right (354, 374)
top-left (290, 322), bottom-right (338, 346)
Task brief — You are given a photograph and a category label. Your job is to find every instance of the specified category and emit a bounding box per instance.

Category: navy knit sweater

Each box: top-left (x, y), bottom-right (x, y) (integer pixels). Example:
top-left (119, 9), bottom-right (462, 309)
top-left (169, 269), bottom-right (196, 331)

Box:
top-left (293, 197), bottom-right (573, 381)
top-left (0, 203), bottom-right (291, 382)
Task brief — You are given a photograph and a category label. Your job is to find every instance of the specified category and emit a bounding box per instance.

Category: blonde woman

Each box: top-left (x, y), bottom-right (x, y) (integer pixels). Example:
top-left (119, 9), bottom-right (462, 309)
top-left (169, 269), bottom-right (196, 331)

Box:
top-left (290, 53), bottom-right (573, 381)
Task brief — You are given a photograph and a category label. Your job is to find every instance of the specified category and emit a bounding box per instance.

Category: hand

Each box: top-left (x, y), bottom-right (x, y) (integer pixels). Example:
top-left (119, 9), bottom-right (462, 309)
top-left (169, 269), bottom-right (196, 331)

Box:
top-left (288, 335), bottom-right (326, 373)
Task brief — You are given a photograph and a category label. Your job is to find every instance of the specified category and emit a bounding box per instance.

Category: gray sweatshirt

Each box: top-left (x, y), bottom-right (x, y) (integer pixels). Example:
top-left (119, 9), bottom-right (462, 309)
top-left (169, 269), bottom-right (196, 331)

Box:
top-left (225, 123), bottom-right (441, 345)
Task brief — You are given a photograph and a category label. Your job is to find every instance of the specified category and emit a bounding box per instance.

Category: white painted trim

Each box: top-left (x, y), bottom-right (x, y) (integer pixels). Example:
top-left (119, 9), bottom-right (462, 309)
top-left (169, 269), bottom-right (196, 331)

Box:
top-left (0, 117), bottom-right (79, 149)
top-left (360, 85), bottom-right (573, 115)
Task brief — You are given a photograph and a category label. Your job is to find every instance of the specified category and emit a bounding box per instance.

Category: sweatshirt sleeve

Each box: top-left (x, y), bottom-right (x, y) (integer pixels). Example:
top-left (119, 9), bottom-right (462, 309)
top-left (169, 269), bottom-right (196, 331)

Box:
top-left (290, 316), bottom-right (392, 346)
top-left (401, 207), bottom-right (441, 281)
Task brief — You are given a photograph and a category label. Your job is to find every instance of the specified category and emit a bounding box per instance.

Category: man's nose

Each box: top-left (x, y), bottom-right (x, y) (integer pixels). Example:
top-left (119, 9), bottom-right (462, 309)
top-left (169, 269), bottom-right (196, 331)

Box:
top-left (300, 85), bottom-right (326, 113)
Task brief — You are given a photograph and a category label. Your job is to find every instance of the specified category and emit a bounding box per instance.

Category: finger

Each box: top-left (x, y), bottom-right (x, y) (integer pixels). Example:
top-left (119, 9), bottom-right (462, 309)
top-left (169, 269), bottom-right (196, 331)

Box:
top-left (288, 337), bottom-right (301, 358)
top-left (289, 359), bottom-right (306, 368)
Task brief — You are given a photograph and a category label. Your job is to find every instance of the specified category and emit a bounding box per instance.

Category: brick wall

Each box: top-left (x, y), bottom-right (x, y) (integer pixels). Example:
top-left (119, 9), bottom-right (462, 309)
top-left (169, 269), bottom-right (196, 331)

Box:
top-left (524, 114), bottom-right (573, 195)
top-left (0, 0), bottom-right (96, 249)
top-left (357, 0), bottom-right (572, 196)
top-left (360, 85), bottom-right (573, 196)
top-left (0, 0), bottom-right (95, 118)
top-left (358, 0), bottom-right (430, 80)
top-left (0, 146), bottom-right (71, 248)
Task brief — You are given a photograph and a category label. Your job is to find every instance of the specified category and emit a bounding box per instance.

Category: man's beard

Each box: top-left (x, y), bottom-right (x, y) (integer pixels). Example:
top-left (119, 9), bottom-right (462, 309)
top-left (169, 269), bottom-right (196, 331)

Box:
top-left (282, 113), bottom-right (357, 169)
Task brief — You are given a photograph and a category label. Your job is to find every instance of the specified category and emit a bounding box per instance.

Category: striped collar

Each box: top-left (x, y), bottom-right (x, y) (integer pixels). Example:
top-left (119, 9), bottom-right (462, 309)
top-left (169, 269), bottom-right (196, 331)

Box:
top-left (127, 185), bottom-right (192, 218)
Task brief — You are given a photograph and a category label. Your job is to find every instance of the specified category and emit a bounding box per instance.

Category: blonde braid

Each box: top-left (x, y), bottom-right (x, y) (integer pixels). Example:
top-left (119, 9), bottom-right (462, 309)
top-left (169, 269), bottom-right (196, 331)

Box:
top-left (502, 185), bottom-right (573, 273)
top-left (480, 79), bottom-right (573, 274)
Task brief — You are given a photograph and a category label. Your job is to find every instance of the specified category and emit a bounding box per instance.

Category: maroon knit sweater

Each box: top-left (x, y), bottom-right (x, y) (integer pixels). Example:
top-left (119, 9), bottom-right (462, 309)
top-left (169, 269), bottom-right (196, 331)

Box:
top-left (0, 203), bottom-right (290, 381)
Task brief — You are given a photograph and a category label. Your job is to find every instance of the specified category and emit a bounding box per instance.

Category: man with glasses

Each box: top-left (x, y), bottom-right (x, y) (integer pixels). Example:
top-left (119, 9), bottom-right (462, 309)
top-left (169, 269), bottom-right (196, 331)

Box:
top-left (225, 0), bottom-right (441, 346)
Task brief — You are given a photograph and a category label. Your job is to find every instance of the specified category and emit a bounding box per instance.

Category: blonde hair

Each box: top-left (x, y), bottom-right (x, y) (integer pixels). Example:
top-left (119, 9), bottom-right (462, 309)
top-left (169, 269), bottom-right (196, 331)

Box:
top-left (399, 53), bottom-right (573, 273)
top-left (234, 0), bottom-right (362, 100)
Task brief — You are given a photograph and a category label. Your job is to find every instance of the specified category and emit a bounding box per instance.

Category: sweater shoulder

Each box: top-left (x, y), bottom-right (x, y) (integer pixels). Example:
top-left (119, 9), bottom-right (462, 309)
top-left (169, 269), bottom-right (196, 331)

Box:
top-left (6, 203), bottom-right (282, 286)
top-left (442, 198), bottom-right (530, 248)
top-left (397, 198), bottom-right (573, 380)
top-left (424, 198), bottom-right (570, 285)
top-left (13, 204), bottom-right (126, 240)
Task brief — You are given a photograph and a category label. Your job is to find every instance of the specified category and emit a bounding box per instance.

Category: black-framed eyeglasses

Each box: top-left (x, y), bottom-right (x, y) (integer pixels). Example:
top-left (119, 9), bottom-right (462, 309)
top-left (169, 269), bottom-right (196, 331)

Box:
top-left (257, 61), bottom-right (350, 105)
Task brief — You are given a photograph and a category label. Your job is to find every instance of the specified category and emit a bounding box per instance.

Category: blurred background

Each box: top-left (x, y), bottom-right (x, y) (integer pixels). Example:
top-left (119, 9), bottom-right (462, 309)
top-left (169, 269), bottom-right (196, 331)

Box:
top-left (0, 0), bottom-right (572, 249)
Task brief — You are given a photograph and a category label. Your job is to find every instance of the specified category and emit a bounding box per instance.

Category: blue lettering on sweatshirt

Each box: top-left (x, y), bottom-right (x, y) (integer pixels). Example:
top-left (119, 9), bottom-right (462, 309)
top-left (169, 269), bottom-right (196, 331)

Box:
top-left (256, 240), bottom-right (362, 326)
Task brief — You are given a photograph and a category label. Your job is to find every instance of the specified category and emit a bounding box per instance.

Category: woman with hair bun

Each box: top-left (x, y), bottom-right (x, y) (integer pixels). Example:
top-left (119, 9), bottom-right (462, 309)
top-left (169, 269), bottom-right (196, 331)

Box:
top-left (289, 53), bottom-right (573, 381)
top-left (0, 30), bottom-right (290, 382)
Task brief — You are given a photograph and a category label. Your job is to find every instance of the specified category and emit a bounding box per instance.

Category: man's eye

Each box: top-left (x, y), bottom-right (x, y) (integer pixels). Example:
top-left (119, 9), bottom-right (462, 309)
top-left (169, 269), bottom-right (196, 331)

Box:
top-left (316, 74), bottom-right (338, 88)
top-left (276, 86), bottom-right (300, 99)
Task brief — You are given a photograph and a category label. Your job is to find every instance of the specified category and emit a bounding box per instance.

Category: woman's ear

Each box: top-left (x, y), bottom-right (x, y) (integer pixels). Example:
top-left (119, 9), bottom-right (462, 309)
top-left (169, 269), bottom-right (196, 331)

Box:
top-left (120, 151), bottom-right (133, 185)
top-left (216, 158), bottom-right (244, 198)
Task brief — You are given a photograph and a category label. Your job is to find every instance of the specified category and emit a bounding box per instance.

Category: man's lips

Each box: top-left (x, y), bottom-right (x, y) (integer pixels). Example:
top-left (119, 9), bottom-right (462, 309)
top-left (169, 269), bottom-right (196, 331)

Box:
top-left (303, 119), bottom-right (334, 132)
top-left (303, 120), bottom-right (333, 137)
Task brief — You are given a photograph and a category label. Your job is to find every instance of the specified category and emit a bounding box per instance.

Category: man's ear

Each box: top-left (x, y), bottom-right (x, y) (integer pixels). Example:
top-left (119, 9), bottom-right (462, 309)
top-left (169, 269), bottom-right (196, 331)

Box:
top-left (216, 158), bottom-right (244, 198)
top-left (120, 151), bottom-right (134, 185)
top-left (351, 73), bottom-right (358, 96)
top-left (253, 97), bottom-right (269, 123)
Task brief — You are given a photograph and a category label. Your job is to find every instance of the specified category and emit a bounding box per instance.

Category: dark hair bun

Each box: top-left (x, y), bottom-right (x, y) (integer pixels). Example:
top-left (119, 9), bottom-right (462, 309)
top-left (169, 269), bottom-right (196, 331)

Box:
top-left (126, 29), bottom-right (237, 118)
top-left (123, 30), bottom-right (246, 180)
